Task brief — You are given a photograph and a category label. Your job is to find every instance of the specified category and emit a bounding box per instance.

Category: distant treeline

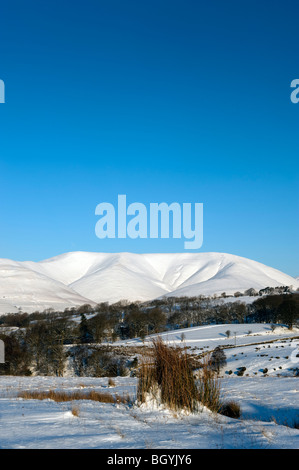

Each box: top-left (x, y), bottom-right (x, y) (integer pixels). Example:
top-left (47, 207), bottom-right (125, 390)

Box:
top-left (0, 291), bottom-right (298, 377)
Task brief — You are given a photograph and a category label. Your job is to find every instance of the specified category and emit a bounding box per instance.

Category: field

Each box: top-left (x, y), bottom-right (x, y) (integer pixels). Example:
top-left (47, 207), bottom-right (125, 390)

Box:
top-left (0, 323), bottom-right (298, 449)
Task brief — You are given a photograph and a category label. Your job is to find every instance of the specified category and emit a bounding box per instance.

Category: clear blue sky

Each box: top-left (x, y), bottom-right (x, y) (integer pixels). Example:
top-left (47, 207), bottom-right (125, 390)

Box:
top-left (0, 0), bottom-right (298, 276)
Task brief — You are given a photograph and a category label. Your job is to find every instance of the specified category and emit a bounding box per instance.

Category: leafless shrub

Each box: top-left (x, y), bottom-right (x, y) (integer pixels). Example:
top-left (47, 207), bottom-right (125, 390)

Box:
top-left (219, 400), bottom-right (241, 419)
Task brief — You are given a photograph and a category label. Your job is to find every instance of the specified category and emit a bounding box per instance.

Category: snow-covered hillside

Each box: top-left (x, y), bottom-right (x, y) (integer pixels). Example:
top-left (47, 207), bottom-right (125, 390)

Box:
top-left (116, 323), bottom-right (299, 354)
top-left (0, 252), bottom-right (298, 313)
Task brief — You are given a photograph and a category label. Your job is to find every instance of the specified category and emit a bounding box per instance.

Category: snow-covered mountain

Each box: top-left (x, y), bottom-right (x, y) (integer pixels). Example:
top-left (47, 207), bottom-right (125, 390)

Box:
top-left (0, 251), bottom-right (298, 313)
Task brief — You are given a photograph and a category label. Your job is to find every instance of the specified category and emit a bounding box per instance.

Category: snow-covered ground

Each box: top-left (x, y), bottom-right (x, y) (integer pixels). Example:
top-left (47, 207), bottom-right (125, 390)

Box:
top-left (0, 323), bottom-right (298, 449)
top-left (0, 251), bottom-right (298, 312)
top-left (118, 323), bottom-right (299, 379)
top-left (0, 377), bottom-right (299, 449)
top-left (116, 323), bottom-right (299, 351)
top-left (0, 373), bottom-right (298, 449)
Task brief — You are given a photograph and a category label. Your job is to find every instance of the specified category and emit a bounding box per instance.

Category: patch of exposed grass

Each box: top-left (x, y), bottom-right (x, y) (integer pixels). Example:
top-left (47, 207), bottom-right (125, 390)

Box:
top-left (18, 389), bottom-right (130, 404)
top-left (108, 378), bottom-right (116, 387)
top-left (71, 405), bottom-right (80, 417)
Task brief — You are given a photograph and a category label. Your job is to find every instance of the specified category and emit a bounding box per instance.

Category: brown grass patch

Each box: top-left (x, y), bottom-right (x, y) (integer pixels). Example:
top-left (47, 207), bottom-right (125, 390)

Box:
top-left (18, 389), bottom-right (130, 404)
top-left (108, 378), bottom-right (116, 387)
top-left (71, 405), bottom-right (80, 417)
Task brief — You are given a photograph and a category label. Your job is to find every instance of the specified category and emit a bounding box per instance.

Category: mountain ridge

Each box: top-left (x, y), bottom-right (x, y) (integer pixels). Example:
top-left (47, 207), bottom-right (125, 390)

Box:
top-left (0, 251), bottom-right (298, 313)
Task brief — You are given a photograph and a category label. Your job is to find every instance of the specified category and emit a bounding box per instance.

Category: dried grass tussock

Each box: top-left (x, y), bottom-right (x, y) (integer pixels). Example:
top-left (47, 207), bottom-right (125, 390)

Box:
top-left (137, 337), bottom-right (221, 413)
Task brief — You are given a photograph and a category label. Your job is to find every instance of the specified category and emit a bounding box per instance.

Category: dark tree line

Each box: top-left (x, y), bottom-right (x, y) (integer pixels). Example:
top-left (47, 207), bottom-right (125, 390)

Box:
top-left (249, 294), bottom-right (298, 328)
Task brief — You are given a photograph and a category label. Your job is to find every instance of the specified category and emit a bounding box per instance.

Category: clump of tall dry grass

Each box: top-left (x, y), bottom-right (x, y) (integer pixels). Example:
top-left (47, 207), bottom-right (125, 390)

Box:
top-left (18, 389), bottom-right (130, 404)
top-left (197, 354), bottom-right (221, 412)
top-left (137, 337), bottom-right (199, 412)
top-left (137, 338), bottom-right (222, 414)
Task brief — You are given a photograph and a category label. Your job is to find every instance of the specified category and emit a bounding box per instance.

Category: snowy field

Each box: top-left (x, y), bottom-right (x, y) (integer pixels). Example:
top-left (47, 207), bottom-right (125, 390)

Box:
top-left (117, 322), bottom-right (299, 351)
top-left (0, 324), bottom-right (298, 449)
